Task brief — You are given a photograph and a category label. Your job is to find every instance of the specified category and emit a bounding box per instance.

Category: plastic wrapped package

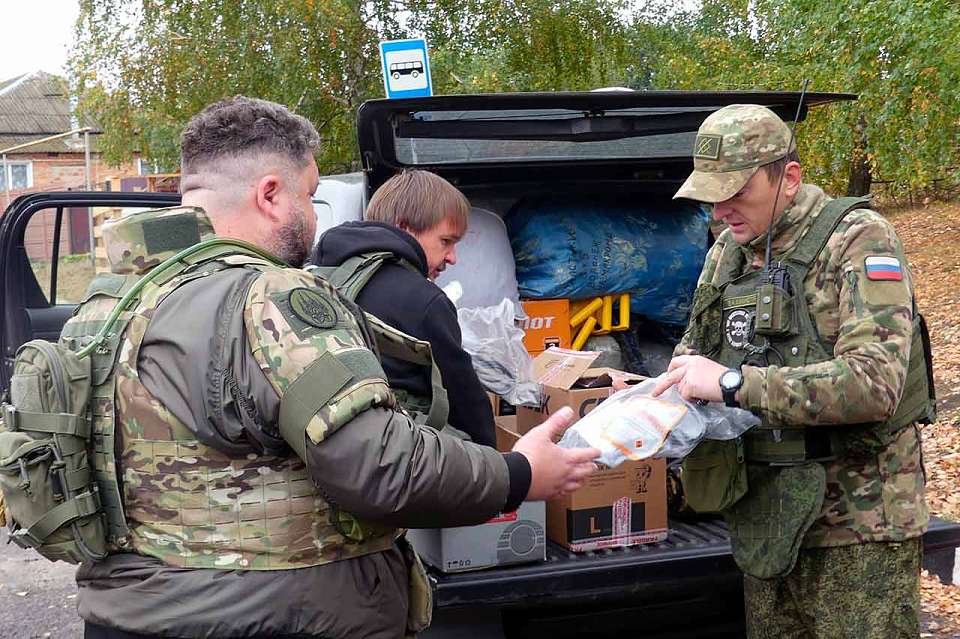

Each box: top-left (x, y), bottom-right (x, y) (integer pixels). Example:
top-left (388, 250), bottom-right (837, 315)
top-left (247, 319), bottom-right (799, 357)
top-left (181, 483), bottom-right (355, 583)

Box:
top-left (458, 299), bottom-right (541, 407)
top-left (508, 195), bottom-right (711, 325)
top-left (582, 335), bottom-right (623, 370)
top-left (559, 375), bottom-right (760, 468)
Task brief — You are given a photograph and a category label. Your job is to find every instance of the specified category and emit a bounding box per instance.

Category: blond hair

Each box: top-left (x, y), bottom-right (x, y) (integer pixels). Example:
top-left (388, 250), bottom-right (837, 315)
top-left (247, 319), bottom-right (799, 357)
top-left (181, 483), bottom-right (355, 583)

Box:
top-left (365, 170), bottom-right (469, 233)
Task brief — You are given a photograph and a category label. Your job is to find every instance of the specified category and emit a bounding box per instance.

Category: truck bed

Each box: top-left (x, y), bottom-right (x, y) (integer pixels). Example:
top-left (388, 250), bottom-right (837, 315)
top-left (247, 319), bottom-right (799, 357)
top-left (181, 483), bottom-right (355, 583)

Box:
top-left (424, 516), bottom-right (960, 639)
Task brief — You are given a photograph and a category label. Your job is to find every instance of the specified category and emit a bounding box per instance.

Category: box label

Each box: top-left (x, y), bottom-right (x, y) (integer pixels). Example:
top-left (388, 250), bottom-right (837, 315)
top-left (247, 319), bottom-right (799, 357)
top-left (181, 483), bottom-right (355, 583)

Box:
top-left (486, 511), bottom-right (519, 524)
top-left (612, 497), bottom-right (631, 539)
top-left (521, 300), bottom-right (571, 353)
top-left (566, 501), bottom-right (645, 541)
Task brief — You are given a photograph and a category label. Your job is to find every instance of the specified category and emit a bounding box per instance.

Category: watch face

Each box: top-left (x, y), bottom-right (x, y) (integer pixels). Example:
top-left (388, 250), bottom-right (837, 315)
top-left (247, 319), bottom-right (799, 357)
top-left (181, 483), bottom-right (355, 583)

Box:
top-left (720, 369), bottom-right (742, 390)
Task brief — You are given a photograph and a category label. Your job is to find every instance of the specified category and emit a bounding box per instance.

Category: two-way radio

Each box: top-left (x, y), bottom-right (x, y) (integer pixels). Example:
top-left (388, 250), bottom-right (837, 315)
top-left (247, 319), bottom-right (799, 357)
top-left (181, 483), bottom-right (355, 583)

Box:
top-left (744, 79), bottom-right (810, 366)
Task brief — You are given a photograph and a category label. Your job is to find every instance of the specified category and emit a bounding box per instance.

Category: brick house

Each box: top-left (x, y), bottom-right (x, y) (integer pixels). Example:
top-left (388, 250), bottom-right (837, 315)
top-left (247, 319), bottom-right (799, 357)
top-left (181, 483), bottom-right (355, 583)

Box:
top-left (0, 71), bottom-right (142, 260)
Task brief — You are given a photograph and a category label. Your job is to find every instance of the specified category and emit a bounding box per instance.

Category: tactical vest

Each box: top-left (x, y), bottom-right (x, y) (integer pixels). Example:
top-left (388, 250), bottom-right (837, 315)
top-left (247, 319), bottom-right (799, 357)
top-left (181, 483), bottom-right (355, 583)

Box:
top-left (308, 252), bottom-right (450, 430)
top-left (57, 210), bottom-right (398, 569)
top-left (689, 196), bottom-right (935, 462)
top-left (681, 196), bottom-right (936, 579)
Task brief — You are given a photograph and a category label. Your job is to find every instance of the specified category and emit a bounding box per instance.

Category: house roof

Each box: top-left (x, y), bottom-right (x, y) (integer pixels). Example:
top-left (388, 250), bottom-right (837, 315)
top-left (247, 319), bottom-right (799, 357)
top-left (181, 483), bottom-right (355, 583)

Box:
top-left (0, 71), bottom-right (99, 155)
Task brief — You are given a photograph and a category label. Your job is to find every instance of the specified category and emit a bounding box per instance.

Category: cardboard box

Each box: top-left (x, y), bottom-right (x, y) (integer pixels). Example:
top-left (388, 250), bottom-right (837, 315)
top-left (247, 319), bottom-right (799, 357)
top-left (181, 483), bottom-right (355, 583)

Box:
top-left (516, 348), bottom-right (643, 433)
top-left (508, 349), bottom-right (664, 551)
top-left (488, 391), bottom-right (514, 417)
top-left (494, 415), bottom-right (521, 452)
top-left (520, 299), bottom-right (571, 354)
top-left (547, 457), bottom-right (668, 552)
top-left (407, 500), bottom-right (546, 573)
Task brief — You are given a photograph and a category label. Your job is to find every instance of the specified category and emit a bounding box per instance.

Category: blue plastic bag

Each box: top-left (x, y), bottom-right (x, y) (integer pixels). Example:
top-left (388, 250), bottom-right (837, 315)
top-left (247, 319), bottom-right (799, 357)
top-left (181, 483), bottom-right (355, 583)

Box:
top-left (507, 196), bottom-right (711, 325)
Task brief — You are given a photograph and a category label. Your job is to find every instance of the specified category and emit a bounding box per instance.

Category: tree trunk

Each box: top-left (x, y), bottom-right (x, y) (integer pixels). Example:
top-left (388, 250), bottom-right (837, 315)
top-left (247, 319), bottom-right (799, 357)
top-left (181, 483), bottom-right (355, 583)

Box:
top-left (846, 112), bottom-right (872, 196)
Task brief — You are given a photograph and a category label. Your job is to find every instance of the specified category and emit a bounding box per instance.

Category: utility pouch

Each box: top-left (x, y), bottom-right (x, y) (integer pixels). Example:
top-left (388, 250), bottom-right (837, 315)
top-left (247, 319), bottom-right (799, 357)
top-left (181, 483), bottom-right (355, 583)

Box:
top-left (0, 340), bottom-right (106, 563)
top-left (680, 438), bottom-right (748, 514)
top-left (753, 283), bottom-right (793, 337)
top-left (328, 503), bottom-right (395, 543)
top-left (397, 534), bottom-right (433, 636)
top-left (724, 463), bottom-right (825, 579)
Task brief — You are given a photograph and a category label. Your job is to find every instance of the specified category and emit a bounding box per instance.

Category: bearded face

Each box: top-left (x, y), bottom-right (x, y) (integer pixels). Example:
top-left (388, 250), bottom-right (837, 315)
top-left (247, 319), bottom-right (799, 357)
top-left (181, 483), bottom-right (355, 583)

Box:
top-left (269, 203), bottom-right (309, 267)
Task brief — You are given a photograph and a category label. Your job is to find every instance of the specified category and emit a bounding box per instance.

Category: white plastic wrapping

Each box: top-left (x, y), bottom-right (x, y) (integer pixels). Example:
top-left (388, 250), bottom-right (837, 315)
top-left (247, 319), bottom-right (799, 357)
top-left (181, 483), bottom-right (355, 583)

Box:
top-left (558, 375), bottom-right (760, 467)
top-left (457, 299), bottom-right (542, 407)
top-left (436, 207), bottom-right (526, 319)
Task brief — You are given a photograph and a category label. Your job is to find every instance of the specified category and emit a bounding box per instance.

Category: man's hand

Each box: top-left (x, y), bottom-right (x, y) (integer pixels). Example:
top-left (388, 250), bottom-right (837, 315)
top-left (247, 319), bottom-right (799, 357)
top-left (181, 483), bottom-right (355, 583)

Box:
top-left (650, 355), bottom-right (727, 402)
top-left (512, 407), bottom-right (600, 500)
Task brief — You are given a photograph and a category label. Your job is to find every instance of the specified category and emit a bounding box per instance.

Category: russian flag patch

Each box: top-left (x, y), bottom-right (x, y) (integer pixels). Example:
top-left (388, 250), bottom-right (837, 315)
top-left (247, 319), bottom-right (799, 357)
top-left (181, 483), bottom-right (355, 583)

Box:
top-left (864, 256), bottom-right (903, 281)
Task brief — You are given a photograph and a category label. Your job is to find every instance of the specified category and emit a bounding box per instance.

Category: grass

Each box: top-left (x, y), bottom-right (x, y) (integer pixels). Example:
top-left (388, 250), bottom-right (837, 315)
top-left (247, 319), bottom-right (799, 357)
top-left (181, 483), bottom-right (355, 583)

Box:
top-left (29, 253), bottom-right (97, 305)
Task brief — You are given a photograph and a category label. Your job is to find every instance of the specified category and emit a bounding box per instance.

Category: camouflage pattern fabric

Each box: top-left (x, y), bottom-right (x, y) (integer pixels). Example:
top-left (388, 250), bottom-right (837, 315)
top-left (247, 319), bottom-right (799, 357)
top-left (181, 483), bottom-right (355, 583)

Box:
top-left (743, 538), bottom-right (921, 638)
top-left (725, 463), bottom-right (825, 579)
top-left (71, 206), bottom-right (399, 570)
top-left (245, 270), bottom-right (396, 446)
top-left (674, 104), bottom-right (797, 203)
top-left (102, 206), bottom-right (216, 274)
top-left (677, 183), bottom-right (928, 548)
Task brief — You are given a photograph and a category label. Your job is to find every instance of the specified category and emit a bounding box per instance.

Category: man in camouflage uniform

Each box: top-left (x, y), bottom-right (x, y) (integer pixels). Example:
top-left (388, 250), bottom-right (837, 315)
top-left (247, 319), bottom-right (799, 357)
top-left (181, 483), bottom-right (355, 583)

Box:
top-left (74, 96), bottom-right (599, 639)
top-left (653, 104), bottom-right (929, 638)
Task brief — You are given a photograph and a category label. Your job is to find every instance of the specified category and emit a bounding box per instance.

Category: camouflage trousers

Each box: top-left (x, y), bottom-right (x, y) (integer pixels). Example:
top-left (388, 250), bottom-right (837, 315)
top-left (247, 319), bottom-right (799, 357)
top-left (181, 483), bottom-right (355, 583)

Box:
top-left (744, 539), bottom-right (921, 639)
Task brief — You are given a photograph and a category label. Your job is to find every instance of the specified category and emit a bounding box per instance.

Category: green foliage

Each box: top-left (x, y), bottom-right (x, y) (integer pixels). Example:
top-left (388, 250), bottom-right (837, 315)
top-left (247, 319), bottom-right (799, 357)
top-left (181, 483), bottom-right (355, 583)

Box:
top-left (72, 0), bottom-right (638, 173)
top-left (638, 0), bottom-right (960, 197)
top-left (71, 0), bottom-right (960, 197)
top-left (72, 0), bottom-right (394, 173)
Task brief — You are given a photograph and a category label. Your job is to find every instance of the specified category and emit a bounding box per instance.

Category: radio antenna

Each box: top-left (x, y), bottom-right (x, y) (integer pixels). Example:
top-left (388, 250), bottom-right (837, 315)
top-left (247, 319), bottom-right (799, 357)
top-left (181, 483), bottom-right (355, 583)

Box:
top-left (763, 78), bottom-right (809, 274)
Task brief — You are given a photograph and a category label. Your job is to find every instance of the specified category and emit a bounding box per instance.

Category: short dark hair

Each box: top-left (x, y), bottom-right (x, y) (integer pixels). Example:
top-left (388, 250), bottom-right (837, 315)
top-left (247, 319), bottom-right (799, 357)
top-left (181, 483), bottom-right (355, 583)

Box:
top-left (760, 148), bottom-right (801, 184)
top-left (365, 169), bottom-right (469, 234)
top-left (180, 96), bottom-right (319, 174)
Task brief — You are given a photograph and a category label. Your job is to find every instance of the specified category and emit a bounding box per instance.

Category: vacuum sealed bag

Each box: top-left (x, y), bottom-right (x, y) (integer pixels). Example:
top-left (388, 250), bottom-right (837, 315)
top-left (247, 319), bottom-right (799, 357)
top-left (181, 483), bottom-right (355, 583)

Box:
top-left (558, 375), bottom-right (759, 467)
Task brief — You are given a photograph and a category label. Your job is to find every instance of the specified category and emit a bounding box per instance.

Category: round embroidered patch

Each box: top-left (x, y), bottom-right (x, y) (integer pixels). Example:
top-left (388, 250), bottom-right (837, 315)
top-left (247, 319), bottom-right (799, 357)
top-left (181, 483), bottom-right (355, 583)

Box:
top-left (724, 308), bottom-right (753, 350)
top-left (289, 288), bottom-right (338, 329)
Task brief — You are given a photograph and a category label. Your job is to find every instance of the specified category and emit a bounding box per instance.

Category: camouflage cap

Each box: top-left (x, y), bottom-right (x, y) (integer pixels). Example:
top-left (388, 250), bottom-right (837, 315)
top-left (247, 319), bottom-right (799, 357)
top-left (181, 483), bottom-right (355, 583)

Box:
top-left (674, 104), bottom-right (796, 203)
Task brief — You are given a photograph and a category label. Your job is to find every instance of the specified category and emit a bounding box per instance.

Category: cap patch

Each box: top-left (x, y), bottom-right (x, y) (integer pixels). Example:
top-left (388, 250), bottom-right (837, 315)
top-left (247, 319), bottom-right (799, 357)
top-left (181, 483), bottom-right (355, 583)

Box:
top-left (694, 134), bottom-right (722, 160)
top-left (864, 256), bottom-right (903, 281)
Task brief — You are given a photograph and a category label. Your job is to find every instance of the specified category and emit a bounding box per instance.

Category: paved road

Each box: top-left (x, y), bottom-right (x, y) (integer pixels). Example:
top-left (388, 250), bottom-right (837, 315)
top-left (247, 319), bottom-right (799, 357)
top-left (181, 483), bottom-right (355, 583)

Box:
top-left (0, 532), bottom-right (81, 639)
top-left (1, 530), bottom-right (957, 639)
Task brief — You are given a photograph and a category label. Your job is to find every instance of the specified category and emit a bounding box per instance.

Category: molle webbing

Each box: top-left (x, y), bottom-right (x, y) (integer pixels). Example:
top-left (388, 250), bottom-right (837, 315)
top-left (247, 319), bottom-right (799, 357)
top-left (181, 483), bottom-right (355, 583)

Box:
top-left (112, 245), bottom-right (396, 569)
top-left (715, 196), bottom-right (930, 464)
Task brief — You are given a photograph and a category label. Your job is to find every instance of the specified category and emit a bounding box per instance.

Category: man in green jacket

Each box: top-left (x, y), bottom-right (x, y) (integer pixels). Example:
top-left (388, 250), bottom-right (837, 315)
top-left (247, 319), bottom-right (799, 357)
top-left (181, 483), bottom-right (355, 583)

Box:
top-left (73, 96), bottom-right (599, 639)
top-left (654, 104), bottom-right (931, 638)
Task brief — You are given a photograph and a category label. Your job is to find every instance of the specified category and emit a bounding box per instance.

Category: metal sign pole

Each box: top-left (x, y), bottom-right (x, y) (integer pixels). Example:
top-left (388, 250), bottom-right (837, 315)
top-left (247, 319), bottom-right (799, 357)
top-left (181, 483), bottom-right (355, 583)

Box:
top-left (2, 153), bottom-right (9, 210)
top-left (84, 132), bottom-right (95, 268)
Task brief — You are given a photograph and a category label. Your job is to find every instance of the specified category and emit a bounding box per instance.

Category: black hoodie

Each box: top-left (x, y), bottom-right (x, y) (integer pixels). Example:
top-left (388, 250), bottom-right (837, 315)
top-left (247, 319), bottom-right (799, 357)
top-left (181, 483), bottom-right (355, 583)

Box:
top-left (310, 221), bottom-right (496, 447)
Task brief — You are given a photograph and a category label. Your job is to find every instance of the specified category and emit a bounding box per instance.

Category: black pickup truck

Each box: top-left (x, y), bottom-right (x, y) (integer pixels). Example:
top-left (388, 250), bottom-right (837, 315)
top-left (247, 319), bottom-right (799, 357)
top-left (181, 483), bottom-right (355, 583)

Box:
top-left (2, 90), bottom-right (958, 638)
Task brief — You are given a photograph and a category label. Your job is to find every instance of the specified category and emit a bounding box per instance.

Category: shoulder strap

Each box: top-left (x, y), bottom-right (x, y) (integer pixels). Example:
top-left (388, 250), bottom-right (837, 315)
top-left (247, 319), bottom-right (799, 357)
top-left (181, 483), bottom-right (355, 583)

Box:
top-left (714, 236), bottom-right (749, 286)
top-left (363, 313), bottom-right (449, 431)
top-left (312, 251), bottom-right (421, 302)
top-left (76, 239), bottom-right (284, 359)
top-left (787, 196), bottom-right (872, 268)
top-left (326, 251), bottom-right (393, 300)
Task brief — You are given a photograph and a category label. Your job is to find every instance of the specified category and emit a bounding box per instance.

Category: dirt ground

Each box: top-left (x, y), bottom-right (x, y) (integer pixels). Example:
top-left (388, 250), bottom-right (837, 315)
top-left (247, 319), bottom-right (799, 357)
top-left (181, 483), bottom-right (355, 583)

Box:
top-left (887, 202), bottom-right (960, 637)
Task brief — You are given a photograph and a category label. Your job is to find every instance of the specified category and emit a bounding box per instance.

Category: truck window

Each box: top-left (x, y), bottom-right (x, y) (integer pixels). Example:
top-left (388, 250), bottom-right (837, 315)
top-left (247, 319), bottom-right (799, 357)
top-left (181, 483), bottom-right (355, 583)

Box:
top-left (392, 107), bottom-right (711, 165)
top-left (25, 205), bottom-right (149, 306)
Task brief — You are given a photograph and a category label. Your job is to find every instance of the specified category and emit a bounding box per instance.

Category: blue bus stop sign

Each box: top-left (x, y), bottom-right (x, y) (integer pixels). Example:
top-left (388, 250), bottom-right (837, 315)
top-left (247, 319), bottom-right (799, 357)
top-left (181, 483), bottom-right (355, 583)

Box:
top-left (379, 38), bottom-right (432, 99)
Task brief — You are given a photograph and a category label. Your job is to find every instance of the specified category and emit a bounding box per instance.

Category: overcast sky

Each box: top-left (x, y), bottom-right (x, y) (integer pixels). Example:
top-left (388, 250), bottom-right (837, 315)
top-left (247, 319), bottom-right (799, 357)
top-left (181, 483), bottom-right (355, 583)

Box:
top-left (0, 1), bottom-right (80, 82)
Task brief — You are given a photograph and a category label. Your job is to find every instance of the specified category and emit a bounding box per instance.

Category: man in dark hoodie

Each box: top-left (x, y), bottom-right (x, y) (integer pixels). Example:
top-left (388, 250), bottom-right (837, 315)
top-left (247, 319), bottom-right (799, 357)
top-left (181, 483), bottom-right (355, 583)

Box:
top-left (309, 169), bottom-right (497, 446)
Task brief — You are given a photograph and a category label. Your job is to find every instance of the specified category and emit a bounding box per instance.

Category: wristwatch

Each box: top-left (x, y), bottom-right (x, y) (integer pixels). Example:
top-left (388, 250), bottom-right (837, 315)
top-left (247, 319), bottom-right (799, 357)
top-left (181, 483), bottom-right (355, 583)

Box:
top-left (719, 367), bottom-right (743, 408)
